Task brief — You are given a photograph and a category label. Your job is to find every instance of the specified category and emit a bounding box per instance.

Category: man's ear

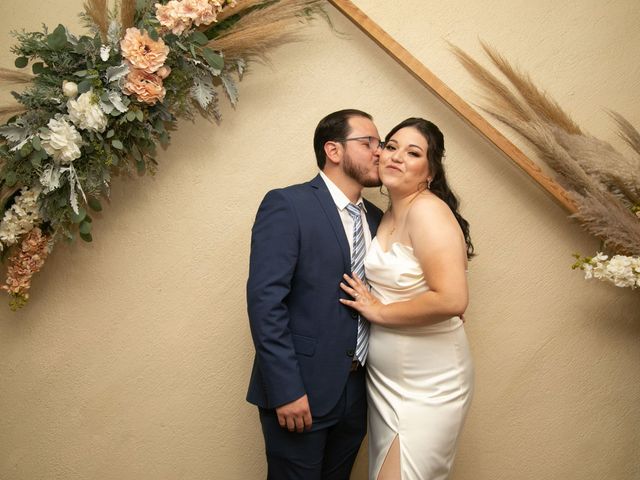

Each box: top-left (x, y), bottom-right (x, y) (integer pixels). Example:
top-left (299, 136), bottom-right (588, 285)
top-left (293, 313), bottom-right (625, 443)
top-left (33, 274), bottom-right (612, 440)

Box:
top-left (323, 141), bottom-right (342, 166)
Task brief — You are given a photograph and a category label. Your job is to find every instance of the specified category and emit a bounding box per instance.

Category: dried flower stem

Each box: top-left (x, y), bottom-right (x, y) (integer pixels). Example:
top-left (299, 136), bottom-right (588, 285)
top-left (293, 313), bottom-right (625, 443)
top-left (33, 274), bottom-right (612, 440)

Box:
top-left (453, 42), bottom-right (640, 258)
top-left (120, 0), bottom-right (137, 30)
top-left (83, 0), bottom-right (109, 41)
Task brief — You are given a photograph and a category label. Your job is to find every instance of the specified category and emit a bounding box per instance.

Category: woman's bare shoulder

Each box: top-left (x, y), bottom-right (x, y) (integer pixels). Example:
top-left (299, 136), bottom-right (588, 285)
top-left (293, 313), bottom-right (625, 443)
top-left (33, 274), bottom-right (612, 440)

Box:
top-left (407, 192), bottom-right (456, 226)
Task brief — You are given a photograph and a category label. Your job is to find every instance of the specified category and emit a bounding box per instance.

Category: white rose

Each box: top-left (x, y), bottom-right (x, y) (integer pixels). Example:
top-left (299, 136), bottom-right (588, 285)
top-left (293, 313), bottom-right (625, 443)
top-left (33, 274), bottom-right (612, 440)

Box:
top-left (40, 117), bottom-right (82, 165)
top-left (62, 80), bottom-right (78, 98)
top-left (67, 91), bottom-right (108, 133)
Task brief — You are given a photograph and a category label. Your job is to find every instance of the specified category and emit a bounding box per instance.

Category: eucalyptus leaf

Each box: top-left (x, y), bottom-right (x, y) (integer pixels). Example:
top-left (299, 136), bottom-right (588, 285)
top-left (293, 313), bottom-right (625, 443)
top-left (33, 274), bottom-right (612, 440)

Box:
top-left (202, 48), bottom-right (224, 71)
top-left (14, 57), bottom-right (28, 69)
top-left (47, 24), bottom-right (68, 50)
top-left (29, 150), bottom-right (45, 168)
top-left (106, 129), bottom-right (115, 139)
top-left (131, 144), bottom-right (142, 162)
top-left (79, 221), bottom-right (92, 234)
top-left (32, 62), bottom-right (45, 74)
top-left (135, 110), bottom-right (144, 122)
top-left (190, 31), bottom-right (209, 46)
top-left (78, 80), bottom-right (92, 94)
top-left (88, 197), bottom-right (102, 212)
top-left (5, 171), bottom-right (17, 187)
top-left (19, 143), bottom-right (33, 158)
top-left (126, 111), bottom-right (136, 122)
top-left (31, 136), bottom-right (42, 151)
top-left (111, 139), bottom-right (124, 150)
top-left (70, 207), bottom-right (87, 223)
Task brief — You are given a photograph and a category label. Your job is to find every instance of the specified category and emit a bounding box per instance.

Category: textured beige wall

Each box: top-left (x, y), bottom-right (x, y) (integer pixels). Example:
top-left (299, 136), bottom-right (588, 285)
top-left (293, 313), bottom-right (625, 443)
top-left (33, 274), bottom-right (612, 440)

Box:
top-left (1, 1), bottom-right (639, 479)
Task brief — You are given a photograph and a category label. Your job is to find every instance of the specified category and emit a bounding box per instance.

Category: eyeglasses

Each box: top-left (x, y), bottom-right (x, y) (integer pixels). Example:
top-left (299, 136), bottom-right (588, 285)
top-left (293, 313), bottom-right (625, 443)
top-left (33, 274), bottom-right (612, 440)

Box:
top-left (338, 136), bottom-right (384, 151)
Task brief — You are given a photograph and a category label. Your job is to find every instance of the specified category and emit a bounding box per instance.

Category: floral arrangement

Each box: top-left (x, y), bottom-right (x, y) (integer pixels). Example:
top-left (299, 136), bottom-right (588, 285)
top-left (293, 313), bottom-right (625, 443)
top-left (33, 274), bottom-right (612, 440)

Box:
top-left (452, 43), bottom-right (640, 291)
top-left (0, 0), bottom-right (324, 309)
top-left (572, 252), bottom-right (640, 289)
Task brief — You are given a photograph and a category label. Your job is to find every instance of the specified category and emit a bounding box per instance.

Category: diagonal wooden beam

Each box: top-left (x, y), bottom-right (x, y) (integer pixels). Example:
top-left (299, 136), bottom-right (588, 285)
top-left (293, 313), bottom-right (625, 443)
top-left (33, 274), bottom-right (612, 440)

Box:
top-left (328, 0), bottom-right (577, 214)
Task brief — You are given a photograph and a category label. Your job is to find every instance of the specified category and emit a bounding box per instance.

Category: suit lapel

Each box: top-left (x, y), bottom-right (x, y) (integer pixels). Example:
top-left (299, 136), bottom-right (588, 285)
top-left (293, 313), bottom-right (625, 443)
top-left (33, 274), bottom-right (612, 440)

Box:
top-left (309, 175), bottom-right (351, 271)
top-left (364, 200), bottom-right (381, 238)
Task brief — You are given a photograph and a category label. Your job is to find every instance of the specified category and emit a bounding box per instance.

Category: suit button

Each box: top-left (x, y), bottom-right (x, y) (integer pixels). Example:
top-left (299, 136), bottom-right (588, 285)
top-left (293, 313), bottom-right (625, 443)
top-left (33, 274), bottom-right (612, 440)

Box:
top-left (351, 312), bottom-right (358, 319)
top-left (346, 349), bottom-right (355, 357)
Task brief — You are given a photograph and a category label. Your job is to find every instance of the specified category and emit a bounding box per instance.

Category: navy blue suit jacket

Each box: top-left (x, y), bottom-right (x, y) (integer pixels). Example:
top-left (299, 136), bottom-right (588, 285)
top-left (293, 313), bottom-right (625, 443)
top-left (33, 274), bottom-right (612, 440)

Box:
top-left (246, 174), bottom-right (383, 417)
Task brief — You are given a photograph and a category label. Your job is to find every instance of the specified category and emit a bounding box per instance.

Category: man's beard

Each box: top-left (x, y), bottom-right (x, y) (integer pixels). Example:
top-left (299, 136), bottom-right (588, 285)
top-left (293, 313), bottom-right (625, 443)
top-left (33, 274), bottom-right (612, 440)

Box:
top-left (343, 154), bottom-right (382, 188)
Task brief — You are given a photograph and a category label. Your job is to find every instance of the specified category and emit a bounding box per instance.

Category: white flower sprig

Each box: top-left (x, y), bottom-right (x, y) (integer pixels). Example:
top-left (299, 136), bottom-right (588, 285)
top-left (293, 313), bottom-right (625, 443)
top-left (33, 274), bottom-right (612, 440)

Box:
top-left (0, 187), bottom-right (42, 251)
top-left (573, 252), bottom-right (640, 289)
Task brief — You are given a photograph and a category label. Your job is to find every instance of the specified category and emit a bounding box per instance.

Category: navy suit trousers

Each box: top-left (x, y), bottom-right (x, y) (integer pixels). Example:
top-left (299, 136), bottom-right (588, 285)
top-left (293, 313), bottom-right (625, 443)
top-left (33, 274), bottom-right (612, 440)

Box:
top-left (258, 368), bottom-right (367, 480)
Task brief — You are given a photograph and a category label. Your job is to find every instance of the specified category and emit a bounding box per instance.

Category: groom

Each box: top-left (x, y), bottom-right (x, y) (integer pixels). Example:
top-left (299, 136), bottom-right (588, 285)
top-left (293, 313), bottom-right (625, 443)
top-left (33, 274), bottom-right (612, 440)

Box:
top-left (246, 109), bottom-right (384, 479)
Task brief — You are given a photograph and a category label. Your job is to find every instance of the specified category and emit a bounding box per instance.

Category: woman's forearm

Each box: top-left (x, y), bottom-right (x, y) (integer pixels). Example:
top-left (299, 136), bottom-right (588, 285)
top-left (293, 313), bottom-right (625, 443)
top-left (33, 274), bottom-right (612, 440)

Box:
top-left (375, 290), bottom-right (467, 327)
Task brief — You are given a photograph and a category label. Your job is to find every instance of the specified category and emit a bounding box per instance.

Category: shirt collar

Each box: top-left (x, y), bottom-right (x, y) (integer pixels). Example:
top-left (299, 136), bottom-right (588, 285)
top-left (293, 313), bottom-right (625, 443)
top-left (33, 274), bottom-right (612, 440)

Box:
top-left (319, 171), bottom-right (367, 212)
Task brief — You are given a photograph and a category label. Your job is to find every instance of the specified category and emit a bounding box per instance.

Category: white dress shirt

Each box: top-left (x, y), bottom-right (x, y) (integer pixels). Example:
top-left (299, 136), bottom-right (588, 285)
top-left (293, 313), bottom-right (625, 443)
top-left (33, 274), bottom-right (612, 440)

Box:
top-left (319, 171), bottom-right (373, 256)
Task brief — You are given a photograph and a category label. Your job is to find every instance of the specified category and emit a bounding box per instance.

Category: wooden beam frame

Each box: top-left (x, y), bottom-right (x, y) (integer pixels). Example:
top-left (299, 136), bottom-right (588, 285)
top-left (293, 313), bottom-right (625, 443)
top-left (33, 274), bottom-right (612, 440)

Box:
top-left (329, 0), bottom-right (577, 214)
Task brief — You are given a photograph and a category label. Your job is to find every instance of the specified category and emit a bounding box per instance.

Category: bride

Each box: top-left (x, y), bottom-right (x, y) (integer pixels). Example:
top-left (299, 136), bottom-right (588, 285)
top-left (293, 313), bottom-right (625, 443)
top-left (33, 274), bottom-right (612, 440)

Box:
top-left (340, 118), bottom-right (475, 480)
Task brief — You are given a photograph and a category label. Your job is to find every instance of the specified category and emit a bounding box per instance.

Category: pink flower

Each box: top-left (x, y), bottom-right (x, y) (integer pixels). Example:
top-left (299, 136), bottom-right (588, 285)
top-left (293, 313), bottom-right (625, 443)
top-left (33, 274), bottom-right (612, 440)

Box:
top-left (122, 68), bottom-right (166, 105)
top-left (182, 0), bottom-right (218, 26)
top-left (156, 2), bottom-right (192, 35)
top-left (120, 27), bottom-right (169, 73)
top-left (155, 0), bottom-right (225, 34)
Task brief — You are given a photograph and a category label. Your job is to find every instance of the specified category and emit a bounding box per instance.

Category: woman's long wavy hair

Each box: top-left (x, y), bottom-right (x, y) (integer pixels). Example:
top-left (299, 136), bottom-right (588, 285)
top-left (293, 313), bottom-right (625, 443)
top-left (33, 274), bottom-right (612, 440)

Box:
top-left (385, 118), bottom-right (475, 259)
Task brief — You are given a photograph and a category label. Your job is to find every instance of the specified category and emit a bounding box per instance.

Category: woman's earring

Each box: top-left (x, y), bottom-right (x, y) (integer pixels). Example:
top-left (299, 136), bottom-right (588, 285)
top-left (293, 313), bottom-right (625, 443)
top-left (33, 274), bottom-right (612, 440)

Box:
top-left (427, 178), bottom-right (432, 190)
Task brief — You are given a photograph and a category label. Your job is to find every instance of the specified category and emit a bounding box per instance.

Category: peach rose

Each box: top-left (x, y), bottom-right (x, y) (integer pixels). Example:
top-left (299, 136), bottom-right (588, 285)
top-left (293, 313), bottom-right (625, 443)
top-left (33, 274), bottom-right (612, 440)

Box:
top-left (120, 27), bottom-right (169, 73)
top-left (122, 69), bottom-right (166, 105)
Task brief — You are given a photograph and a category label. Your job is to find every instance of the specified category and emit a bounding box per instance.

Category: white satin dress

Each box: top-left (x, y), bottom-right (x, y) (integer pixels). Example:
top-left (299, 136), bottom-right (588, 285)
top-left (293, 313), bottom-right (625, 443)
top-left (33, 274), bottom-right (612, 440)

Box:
top-left (365, 238), bottom-right (474, 480)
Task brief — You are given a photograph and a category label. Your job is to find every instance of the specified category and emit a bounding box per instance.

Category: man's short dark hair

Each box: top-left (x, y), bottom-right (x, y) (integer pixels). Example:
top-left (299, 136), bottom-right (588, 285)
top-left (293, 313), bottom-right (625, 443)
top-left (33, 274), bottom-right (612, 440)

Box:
top-left (313, 109), bottom-right (373, 169)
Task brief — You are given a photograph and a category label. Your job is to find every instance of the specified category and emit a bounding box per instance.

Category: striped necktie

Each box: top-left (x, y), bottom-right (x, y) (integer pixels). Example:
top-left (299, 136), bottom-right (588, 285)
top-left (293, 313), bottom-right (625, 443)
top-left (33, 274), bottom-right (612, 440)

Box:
top-left (346, 202), bottom-right (370, 365)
